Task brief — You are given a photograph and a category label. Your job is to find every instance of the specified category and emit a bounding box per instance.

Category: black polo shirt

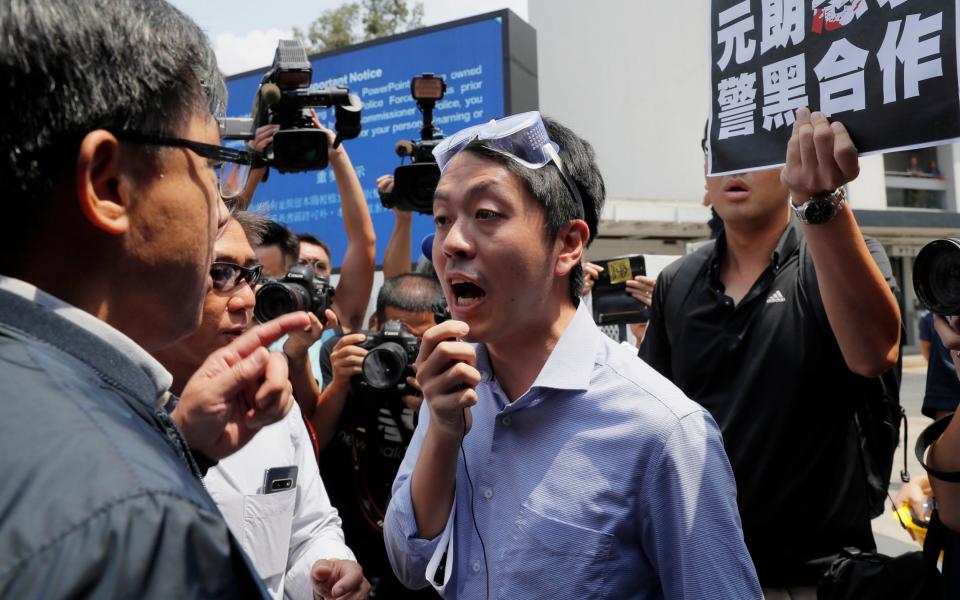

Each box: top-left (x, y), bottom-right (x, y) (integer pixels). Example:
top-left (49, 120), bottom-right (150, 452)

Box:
top-left (640, 218), bottom-right (897, 587)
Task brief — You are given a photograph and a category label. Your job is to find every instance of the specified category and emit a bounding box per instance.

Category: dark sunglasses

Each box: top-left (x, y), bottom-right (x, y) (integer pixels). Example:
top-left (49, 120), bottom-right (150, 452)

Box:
top-left (210, 262), bottom-right (262, 292)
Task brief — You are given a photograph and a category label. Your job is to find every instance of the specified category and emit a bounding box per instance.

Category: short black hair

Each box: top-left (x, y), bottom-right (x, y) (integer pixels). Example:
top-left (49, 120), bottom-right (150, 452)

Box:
top-left (376, 273), bottom-right (442, 324)
top-left (463, 117), bottom-right (605, 304)
top-left (258, 220), bottom-right (300, 270)
top-left (0, 0), bottom-right (225, 265)
top-left (296, 232), bottom-right (333, 262)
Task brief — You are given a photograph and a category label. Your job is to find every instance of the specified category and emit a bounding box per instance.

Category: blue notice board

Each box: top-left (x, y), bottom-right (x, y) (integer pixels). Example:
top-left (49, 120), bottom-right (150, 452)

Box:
top-left (225, 16), bottom-right (507, 267)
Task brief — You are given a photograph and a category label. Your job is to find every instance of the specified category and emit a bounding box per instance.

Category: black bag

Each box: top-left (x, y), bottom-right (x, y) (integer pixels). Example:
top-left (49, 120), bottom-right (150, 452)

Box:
top-left (816, 547), bottom-right (939, 600)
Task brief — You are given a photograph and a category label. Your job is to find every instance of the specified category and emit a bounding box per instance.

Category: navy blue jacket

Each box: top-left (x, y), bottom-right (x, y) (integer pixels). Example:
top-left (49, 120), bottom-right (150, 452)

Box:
top-left (0, 288), bottom-right (269, 598)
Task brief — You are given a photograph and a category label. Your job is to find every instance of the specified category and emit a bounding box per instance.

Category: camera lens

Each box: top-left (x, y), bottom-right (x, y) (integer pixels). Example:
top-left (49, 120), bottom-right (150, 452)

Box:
top-left (362, 342), bottom-right (410, 389)
top-left (254, 281), bottom-right (312, 322)
top-left (914, 238), bottom-right (960, 315)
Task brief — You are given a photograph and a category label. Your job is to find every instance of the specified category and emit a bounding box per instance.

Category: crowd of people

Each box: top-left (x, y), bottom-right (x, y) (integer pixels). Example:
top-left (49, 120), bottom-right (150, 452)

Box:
top-left (4, 1), bottom-right (960, 599)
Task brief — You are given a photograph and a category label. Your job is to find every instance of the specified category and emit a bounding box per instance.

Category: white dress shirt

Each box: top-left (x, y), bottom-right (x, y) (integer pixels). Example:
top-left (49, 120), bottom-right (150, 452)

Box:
top-left (205, 403), bottom-right (355, 600)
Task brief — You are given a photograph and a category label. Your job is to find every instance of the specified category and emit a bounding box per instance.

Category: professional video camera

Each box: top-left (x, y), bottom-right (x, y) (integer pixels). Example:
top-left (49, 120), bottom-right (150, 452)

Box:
top-left (381, 73), bottom-right (447, 214)
top-left (354, 320), bottom-right (420, 397)
top-left (220, 39), bottom-right (363, 173)
top-left (914, 238), bottom-right (960, 315)
top-left (254, 265), bottom-right (335, 324)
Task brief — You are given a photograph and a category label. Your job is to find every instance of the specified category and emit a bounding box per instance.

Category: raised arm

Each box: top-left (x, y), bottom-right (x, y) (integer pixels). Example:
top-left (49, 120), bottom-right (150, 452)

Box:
top-left (325, 127), bottom-right (376, 333)
top-left (780, 107), bottom-right (900, 378)
top-left (381, 174), bottom-right (416, 279)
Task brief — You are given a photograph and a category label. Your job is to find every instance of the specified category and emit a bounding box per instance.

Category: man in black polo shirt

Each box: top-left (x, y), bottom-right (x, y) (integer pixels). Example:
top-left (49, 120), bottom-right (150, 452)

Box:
top-left (640, 107), bottom-right (901, 595)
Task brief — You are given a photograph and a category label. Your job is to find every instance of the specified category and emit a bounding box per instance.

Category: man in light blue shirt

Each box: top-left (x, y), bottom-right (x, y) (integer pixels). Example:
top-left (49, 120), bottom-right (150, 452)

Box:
top-left (383, 113), bottom-right (761, 599)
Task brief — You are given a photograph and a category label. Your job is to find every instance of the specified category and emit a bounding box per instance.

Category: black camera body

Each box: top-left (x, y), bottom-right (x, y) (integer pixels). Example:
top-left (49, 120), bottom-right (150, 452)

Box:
top-left (354, 320), bottom-right (420, 397)
top-left (384, 74), bottom-right (447, 214)
top-left (914, 238), bottom-right (960, 315)
top-left (220, 39), bottom-right (362, 173)
top-left (254, 265), bottom-right (334, 324)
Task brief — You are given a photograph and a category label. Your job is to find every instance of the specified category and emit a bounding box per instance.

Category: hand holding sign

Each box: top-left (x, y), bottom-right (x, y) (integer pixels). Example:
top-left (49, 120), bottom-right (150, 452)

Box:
top-left (781, 107), bottom-right (860, 201)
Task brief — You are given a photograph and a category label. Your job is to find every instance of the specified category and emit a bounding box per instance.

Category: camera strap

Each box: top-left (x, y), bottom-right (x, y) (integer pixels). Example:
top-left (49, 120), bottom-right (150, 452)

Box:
top-left (916, 413), bottom-right (960, 482)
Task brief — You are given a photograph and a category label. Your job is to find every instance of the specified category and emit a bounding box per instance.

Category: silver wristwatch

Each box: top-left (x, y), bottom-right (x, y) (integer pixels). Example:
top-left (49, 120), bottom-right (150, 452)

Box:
top-left (791, 187), bottom-right (846, 225)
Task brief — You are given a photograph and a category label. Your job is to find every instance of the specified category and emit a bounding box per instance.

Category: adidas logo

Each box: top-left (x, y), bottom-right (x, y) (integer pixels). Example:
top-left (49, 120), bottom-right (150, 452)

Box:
top-left (766, 290), bottom-right (786, 304)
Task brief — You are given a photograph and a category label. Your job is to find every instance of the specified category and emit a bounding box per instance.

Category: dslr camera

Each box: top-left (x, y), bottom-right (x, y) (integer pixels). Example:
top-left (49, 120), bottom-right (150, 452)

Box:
top-left (354, 320), bottom-right (420, 397)
top-left (254, 265), bottom-right (335, 324)
top-left (914, 238), bottom-right (960, 315)
top-left (221, 39), bottom-right (363, 172)
top-left (381, 74), bottom-right (447, 214)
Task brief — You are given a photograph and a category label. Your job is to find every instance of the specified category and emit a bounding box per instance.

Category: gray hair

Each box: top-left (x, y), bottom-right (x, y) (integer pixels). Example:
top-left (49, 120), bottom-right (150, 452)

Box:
top-left (0, 0), bottom-right (226, 265)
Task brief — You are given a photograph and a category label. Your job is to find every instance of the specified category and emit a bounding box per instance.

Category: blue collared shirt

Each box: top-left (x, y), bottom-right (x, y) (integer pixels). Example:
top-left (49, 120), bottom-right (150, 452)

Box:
top-left (384, 303), bottom-right (761, 599)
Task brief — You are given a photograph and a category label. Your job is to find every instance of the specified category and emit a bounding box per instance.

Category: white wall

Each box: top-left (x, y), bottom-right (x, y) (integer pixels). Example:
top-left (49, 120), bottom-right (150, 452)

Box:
top-left (847, 155), bottom-right (887, 209)
top-left (530, 0), bottom-right (710, 205)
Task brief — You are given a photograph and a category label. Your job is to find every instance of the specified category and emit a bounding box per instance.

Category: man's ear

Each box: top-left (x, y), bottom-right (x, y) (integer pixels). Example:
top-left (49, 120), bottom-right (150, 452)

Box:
top-left (74, 130), bottom-right (130, 236)
top-left (554, 219), bottom-right (589, 277)
top-left (368, 314), bottom-right (379, 330)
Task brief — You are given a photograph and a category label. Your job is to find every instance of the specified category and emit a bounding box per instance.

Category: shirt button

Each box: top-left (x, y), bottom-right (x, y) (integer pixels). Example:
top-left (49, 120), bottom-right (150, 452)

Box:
top-left (501, 416), bottom-right (511, 426)
top-left (473, 561), bottom-right (482, 573)
top-left (483, 487), bottom-right (494, 499)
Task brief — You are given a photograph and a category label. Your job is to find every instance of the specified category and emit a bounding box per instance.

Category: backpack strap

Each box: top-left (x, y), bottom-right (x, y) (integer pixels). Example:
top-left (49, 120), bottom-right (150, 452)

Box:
top-left (916, 413), bottom-right (960, 482)
top-left (662, 242), bottom-right (716, 341)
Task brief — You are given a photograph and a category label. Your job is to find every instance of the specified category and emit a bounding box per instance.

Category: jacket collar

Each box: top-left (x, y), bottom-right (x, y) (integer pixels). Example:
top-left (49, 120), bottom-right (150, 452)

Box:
top-left (0, 276), bottom-right (172, 407)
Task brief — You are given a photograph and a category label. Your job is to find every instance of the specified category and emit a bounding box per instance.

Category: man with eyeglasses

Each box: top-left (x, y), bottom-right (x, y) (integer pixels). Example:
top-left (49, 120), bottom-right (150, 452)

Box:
top-left (0, 1), bottom-right (310, 597)
top-left (154, 211), bottom-right (370, 600)
top-left (383, 113), bottom-right (761, 598)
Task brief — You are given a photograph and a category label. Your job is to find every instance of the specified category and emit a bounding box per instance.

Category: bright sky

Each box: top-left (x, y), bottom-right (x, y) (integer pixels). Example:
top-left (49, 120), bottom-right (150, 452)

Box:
top-left (171, 0), bottom-right (529, 75)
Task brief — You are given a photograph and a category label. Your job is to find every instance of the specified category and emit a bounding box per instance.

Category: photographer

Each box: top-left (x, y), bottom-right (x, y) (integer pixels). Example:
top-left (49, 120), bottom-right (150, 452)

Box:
top-left (249, 119), bottom-right (376, 333)
top-left (0, 1), bottom-right (310, 596)
top-left (310, 273), bottom-right (441, 598)
top-left (383, 113), bottom-right (760, 598)
top-left (153, 211), bottom-right (369, 600)
top-left (640, 108), bottom-right (901, 594)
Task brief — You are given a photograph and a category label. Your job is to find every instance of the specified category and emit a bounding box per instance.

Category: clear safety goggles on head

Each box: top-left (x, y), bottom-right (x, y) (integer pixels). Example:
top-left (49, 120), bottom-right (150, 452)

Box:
top-left (432, 111), bottom-right (585, 218)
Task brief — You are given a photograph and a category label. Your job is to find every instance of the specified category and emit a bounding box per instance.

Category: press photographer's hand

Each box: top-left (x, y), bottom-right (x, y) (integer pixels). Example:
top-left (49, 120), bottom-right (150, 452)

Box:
top-left (415, 320), bottom-right (480, 440)
top-left (283, 309), bottom-right (336, 361)
top-left (327, 332), bottom-right (369, 392)
top-left (309, 109), bottom-right (345, 160)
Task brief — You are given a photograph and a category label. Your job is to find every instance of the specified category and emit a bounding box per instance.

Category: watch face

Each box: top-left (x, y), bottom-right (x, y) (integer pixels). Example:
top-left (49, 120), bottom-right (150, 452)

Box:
top-left (804, 199), bottom-right (835, 224)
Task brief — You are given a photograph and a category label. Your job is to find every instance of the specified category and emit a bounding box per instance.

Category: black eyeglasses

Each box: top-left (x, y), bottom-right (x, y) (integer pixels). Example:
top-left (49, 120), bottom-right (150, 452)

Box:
top-left (113, 131), bottom-right (267, 199)
top-left (297, 257), bottom-right (330, 273)
top-left (210, 262), bottom-right (262, 292)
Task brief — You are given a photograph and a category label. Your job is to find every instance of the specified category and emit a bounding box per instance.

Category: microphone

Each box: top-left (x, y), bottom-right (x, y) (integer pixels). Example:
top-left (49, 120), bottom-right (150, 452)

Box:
top-left (421, 234), bottom-right (435, 262)
top-left (395, 140), bottom-right (415, 157)
top-left (260, 83), bottom-right (281, 106)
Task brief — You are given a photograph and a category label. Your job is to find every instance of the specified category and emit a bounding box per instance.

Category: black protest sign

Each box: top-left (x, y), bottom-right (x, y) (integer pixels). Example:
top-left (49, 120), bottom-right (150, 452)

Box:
top-left (708, 0), bottom-right (960, 175)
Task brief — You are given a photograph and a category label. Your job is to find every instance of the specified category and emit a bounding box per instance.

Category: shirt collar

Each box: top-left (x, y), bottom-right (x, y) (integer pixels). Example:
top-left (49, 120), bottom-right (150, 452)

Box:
top-left (0, 275), bottom-right (173, 405)
top-left (475, 301), bottom-right (598, 399)
top-left (710, 216), bottom-right (801, 275)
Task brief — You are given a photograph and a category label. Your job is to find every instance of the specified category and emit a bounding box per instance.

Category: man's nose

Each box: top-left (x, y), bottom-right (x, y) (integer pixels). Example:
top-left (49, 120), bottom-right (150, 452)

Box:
top-left (228, 281), bottom-right (256, 312)
top-left (440, 220), bottom-right (474, 259)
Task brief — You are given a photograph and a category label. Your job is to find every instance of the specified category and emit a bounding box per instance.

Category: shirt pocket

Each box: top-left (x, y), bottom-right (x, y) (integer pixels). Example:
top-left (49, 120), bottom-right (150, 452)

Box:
top-left (242, 489), bottom-right (296, 579)
top-left (499, 504), bottom-right (614, 599)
